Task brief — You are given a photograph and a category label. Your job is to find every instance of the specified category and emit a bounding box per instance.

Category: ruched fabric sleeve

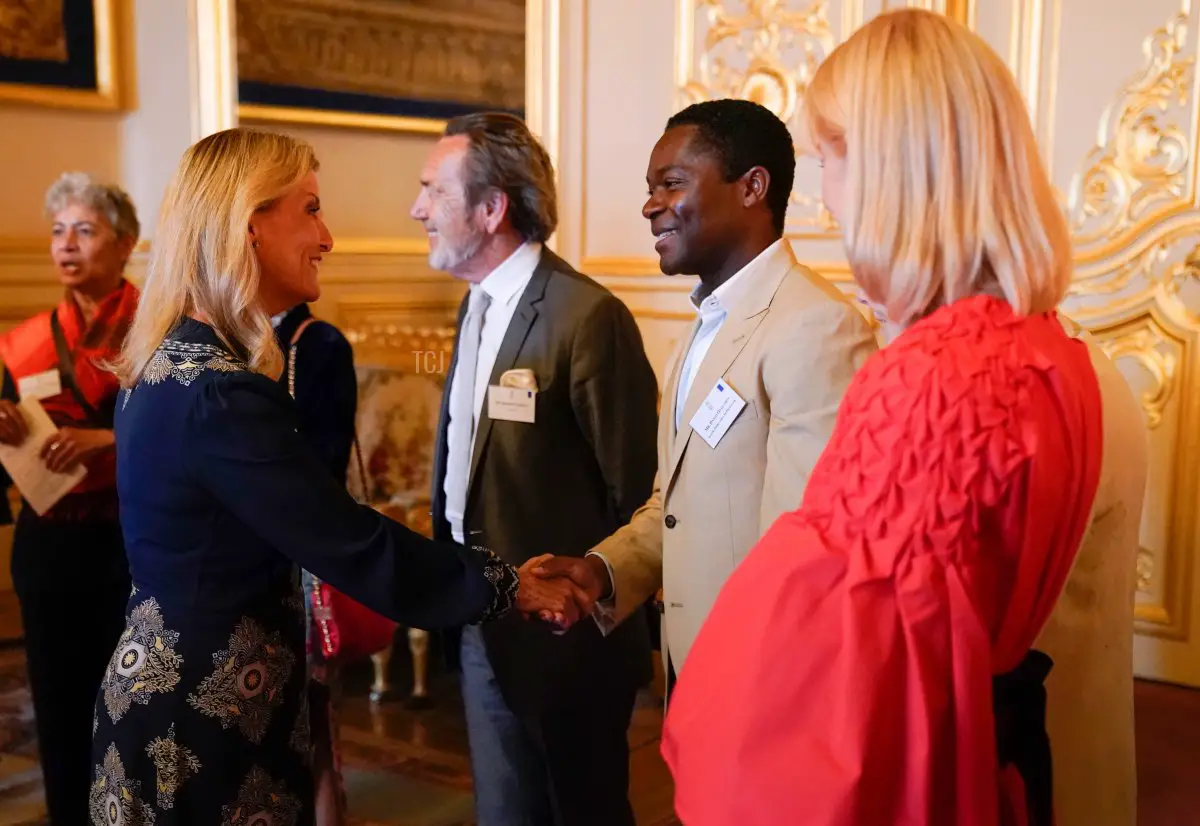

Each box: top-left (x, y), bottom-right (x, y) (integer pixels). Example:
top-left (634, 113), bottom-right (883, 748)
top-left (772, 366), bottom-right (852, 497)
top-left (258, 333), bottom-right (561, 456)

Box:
top-left (184, 372), bottom-right (517, 629)
top-left (660, 299), bottom-right (1103, 826)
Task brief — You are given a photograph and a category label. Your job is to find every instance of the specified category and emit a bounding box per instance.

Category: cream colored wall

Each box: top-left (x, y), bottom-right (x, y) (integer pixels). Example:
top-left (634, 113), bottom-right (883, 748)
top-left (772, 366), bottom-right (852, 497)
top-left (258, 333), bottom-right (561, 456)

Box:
top-left (544, 0), bottom-right (1200, 686)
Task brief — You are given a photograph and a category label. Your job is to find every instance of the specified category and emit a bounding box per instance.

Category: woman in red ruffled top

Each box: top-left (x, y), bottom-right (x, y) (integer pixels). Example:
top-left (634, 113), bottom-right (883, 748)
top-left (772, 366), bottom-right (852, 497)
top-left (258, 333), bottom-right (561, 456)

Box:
top-left (662, 9), bottom-right (1104, 826)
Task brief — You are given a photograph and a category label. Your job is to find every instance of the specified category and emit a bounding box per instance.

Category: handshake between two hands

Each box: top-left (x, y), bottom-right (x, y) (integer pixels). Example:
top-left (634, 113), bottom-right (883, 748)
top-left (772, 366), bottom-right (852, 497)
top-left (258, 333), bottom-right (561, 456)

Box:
top-left (513, 554), bottom-right (613, 631)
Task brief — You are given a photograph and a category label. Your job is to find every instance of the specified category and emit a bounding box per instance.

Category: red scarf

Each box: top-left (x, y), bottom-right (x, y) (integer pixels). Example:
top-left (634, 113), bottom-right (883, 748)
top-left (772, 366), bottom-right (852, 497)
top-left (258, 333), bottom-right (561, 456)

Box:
top-left (0, 280), bottom-right (139, 498)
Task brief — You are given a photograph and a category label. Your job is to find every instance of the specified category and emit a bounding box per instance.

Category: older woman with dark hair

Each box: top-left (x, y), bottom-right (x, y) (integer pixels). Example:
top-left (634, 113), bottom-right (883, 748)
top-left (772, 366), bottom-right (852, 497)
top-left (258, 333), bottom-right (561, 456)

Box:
top-left (0, 171), bottom-right (139, 824)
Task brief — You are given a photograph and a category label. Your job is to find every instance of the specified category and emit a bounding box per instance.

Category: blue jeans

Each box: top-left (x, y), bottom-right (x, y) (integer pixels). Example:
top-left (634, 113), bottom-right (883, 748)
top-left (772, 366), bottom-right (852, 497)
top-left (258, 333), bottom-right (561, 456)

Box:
top-left (460, 625), bottom-right (555, 826)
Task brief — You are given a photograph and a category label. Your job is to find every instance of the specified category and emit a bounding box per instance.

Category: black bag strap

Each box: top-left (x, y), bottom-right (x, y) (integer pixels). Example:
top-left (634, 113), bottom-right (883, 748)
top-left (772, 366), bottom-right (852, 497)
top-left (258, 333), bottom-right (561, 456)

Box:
top-left (49, 308), bottom-right (111, 429)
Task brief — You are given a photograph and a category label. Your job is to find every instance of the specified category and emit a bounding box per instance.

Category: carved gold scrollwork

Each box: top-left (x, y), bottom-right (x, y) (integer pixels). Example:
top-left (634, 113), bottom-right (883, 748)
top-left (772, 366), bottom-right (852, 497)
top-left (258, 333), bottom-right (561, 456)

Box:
top-left (679, 0), bottom-right (837, 229)
top-left (1067, 9), bottom-right (1195, 254)
top-left (1098, 324), bottom-right (1178, 428)
top-left (1137, 548), bottom-right (1155, 594)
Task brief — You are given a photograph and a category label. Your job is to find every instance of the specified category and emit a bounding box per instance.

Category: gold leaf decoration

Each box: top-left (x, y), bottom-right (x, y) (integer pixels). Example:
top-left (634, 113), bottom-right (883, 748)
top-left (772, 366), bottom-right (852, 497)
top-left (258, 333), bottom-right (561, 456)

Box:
top-left (1067, 9), bottom-right (1194, 250)
top-left (1098, 323), bottom-right (1178, 429)
top-left (1137, 547), bottom-right (1155, 593)
top-left (679, 0), bottom-right (837, 230)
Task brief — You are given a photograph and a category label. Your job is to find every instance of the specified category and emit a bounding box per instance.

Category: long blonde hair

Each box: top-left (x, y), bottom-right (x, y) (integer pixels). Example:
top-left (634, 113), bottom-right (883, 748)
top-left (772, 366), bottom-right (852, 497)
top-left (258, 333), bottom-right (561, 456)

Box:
top-left (115, 128), bottom-right (319, 387)
top-left (801, 8), bottom-right (1070, 327)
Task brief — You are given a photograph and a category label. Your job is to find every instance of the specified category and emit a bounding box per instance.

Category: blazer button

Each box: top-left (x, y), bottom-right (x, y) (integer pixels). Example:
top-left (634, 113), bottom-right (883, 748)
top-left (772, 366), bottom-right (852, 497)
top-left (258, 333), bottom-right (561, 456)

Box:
top-left (665, 514), bottom-right (677, 529)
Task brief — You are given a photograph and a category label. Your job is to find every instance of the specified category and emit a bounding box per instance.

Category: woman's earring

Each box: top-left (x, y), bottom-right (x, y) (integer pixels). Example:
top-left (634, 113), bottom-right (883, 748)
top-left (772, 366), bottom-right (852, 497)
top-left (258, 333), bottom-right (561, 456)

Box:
top-left (251, 240), bottom-right (259, 249)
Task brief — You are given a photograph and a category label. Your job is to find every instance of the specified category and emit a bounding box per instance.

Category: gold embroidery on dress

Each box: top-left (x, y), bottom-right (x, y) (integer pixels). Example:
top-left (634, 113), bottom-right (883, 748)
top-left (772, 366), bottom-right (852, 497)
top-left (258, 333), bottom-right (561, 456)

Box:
top-left (100, 599), bottom-right (183, 723)
top-left (145, 723), bottom-right (201, 811)
top-left (89, 743), bottom-right (157, 826)
top-left (124, 339), bottom-right (246, 407)
top-left (187, 617), bottom-right (296, 744)
top-left (142, 340), bottom-right (245, 388)
top-left (221, 765), bottom-right (302, 826)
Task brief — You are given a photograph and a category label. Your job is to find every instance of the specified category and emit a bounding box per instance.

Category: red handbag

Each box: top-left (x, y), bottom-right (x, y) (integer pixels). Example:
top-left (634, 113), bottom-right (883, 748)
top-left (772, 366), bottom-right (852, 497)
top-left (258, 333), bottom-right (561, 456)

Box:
top-left (289, 317), bottom-right (398, 663)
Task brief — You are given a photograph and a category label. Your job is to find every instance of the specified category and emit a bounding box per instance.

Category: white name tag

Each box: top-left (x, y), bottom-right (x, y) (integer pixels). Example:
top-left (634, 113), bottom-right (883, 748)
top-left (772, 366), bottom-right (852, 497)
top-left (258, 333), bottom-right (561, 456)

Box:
top-left (689, 378), bottom-right (747, 448)
top-left (488, 385), bottom-right (536, 423)
top-left (18, 370), bottom-right (62, 402)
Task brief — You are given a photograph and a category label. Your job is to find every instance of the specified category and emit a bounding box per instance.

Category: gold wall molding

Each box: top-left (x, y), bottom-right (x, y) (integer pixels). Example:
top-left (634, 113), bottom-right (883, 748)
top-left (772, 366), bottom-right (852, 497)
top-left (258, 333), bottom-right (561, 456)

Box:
top-left (336, 296), bottom-right (461, 362)
top-left (0, 0), bottom-right (130, 111)
top-left (1098, 322), bottom-right (1178, 429)
top-left (0, 235), bottom-right (429, 257)
top-left (1079, 304), bottom-right (1197, 639)
top-left (581, 257), bottom-right (662, 276)
top-left (1138, 547), bottom-right (1155, 594)
top-left (944, 0), bottom-right (976, 27)
top-left (1060, 6), bottom-right (1200, 647)
top-left (526, 0), bottom-right (564, 191)
top-left (239, 104), bottom-right (446, 135)
top-left (195, 0), bottom-right (238, 138)
top-left (675, 0), bottom-right (839, 235)
top-left (1005, 0), bottom-right (1062, 176)
top-left (328, 237), bottom-right (429, 256)
top-left (1068, 4), bottom-right (1196, 263)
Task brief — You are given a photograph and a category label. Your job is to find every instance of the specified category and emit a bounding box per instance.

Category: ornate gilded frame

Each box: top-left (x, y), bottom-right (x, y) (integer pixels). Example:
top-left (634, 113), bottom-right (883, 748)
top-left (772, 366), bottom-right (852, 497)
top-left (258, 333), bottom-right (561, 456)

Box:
top-left (235, 0), bottom-right (531, 135)
top-left (0, 0), bottom-right (127, 111)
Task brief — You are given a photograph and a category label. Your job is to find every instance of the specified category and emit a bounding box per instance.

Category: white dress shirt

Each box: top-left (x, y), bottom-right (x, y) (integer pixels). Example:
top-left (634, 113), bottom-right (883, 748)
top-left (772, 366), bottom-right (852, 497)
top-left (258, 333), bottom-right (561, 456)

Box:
top-left (673, 239), bottom-right (782, 430)
top-left (443, 241), bottom-right (543, 544)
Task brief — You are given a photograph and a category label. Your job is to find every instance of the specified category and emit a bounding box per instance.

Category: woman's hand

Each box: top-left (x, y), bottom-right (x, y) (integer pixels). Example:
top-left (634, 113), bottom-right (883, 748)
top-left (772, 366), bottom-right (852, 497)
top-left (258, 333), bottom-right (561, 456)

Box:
top-left (40, 427), bottom-right (114, 473)
top-left (0, 400), bottom-right (28, 446)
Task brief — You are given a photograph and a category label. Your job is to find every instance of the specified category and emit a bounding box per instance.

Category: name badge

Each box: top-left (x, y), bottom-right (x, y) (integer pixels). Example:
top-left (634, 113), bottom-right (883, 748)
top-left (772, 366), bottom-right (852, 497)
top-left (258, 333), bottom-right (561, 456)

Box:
top-left (689, 378), bottom-right (746, 448)
top-left (488, 385), bottom-right (536, 423)
top-left (18, 369), bottom-right (62, 402)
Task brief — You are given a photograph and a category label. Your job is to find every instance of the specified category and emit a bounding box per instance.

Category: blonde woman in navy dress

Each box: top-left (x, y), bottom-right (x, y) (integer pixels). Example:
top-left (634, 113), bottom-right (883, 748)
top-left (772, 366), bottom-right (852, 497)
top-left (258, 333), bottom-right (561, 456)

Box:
top-left (90, 128), bottom-right (585, 826)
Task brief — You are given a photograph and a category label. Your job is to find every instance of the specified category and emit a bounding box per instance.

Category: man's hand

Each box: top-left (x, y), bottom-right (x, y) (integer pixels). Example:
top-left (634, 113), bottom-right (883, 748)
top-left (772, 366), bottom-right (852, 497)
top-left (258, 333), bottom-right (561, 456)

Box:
top-left (40, 427), bottom-right (114, 474)
top-left (0, 400), bottom-right (28, 447)
top-left (515, 564), bottom-right (593, 629)
top-left (525, 554), bottom-right (612, 608)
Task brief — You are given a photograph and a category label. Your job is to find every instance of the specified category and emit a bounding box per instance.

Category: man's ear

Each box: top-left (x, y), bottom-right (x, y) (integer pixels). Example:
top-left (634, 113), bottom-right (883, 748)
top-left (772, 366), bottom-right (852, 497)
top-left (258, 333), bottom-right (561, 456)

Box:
top-left (741, 166), bottom-right (770, 209)
top-left (480, 188), bottom-right (510, 234)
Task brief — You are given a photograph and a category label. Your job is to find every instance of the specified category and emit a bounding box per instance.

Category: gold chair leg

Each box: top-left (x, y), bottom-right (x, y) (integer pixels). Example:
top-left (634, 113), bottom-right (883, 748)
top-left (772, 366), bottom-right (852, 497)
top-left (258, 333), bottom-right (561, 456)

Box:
top-left (405, 628), bottom-right (434, 710)
top-left (368, 644), bottom-right (396, 704)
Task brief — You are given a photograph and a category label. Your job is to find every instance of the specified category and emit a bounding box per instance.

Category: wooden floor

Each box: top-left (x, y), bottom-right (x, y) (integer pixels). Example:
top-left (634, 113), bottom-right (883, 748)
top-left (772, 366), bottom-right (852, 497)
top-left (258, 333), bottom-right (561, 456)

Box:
top-left (0, 588), bottom-right (678, 826)
top-left (1, 586), bottom-right (1199, 825)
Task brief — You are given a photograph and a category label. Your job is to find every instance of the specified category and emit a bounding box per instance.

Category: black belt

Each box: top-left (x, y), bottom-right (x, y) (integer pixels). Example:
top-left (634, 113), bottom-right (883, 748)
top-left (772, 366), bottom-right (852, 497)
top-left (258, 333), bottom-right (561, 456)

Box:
top-left (993, 649), bottom-right (1054, 826)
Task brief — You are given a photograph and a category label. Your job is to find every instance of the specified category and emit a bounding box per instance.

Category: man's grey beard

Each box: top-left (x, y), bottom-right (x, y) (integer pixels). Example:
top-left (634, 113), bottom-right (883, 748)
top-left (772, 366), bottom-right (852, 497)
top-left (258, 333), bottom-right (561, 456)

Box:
top-left (429, 229), bottom-right (486, 273)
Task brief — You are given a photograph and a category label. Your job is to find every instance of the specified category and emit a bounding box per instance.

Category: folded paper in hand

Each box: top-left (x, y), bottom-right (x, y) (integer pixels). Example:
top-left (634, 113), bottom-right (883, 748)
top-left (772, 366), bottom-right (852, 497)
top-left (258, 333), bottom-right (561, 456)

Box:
top-left (0, 398), bottom-right (86, 515)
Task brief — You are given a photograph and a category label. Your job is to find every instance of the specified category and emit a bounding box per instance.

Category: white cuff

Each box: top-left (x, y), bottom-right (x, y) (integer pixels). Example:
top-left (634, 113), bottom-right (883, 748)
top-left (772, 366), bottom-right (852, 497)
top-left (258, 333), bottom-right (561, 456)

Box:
top-left (585, 551), bottom-right (618, 636)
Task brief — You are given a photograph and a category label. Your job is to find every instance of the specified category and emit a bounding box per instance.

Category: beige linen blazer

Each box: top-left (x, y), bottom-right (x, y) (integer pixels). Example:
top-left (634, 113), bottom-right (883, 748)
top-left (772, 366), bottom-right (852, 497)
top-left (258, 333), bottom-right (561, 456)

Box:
top-left (591, 241), bottom-right (877, 670)
top-left (1035, 319), bottom-right (1148, 826)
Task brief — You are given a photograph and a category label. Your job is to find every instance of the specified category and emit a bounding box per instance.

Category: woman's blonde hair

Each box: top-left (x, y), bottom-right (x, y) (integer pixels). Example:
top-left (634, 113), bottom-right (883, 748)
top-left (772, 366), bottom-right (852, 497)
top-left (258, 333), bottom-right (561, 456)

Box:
top-left (801, 8), bottom-right (1070, 326)
top-left (115, 128), bottom-right (319, 387)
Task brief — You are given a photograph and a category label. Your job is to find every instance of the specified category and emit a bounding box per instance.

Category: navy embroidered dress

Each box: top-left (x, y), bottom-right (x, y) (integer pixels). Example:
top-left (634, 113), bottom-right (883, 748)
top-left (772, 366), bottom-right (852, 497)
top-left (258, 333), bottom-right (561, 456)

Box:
top-left (90, 319), bottom-right (517, 826)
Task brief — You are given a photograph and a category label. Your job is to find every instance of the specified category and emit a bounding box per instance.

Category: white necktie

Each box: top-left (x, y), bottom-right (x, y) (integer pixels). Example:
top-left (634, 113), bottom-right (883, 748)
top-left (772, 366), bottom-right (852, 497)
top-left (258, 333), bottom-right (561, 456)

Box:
top-left (444, 286), bottom-right (491, 543)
